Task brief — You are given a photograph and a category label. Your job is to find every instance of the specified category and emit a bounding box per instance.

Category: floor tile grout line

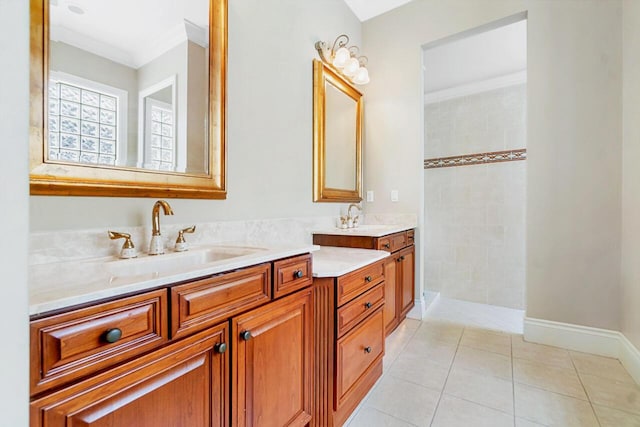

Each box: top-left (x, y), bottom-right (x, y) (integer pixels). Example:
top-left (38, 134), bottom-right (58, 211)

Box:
top-left (428, 324), bottom-right (465, 427)
top-left (567, 353), bottom-right (602, 427)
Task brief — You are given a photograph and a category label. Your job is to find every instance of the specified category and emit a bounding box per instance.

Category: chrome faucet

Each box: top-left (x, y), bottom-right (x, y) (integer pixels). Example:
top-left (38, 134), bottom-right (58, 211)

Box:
top-left (149, 200), bottom-right (174, 255)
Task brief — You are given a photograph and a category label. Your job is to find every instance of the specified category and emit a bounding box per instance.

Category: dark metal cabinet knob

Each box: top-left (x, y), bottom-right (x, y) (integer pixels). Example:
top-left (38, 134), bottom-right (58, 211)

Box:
top-left (365, 276), bottom-right (372, 283)
top-left (215, 342), bottom-right (227, 354)
top-left (293, 270), bottom-right (304, 279)
top-left (240, 331), bottom-right (252, 341)
top-left (104, 328), bottom-right (122, 344)
top-left (383, 243), bottom-right (390, 249)
top-left (364, 346), bottom-right (372, 354)
top-left (364, 302), bottom-right (372, 309)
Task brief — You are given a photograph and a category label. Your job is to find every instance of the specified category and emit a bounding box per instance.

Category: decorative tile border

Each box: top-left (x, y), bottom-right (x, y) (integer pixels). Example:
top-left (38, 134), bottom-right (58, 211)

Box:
top-left (424, 149), bottom-right (527, 169)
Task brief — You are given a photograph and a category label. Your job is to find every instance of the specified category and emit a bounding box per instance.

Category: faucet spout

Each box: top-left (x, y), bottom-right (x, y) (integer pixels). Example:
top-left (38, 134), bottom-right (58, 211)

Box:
top-left (149, 200), bottom-right (174, 255)
top-left (151, 200), bottom-right (174, 237)
top-left (347, 203), bottom-right (361, 220)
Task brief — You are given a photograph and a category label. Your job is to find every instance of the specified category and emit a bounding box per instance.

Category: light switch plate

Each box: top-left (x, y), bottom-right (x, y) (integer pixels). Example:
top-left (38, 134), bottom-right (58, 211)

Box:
top-left (391, 190), bottom-right (399, 202)
top-left (366, 190), bottom-right (374, 202)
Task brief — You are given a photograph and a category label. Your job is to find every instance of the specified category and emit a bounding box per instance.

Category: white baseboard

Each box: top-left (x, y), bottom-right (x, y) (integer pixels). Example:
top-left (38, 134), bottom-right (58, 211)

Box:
top-left (406, 297), bottom-right (426, 320)
top-left (524, 317), bottom-right (640, 384)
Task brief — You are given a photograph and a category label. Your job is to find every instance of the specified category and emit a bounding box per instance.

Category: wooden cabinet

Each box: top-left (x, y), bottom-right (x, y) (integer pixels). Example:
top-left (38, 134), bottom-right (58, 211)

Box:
top-left (232, 288), bottom-right (313, 427)
top-left (312, 259), bottom-right (386, 427)
top-left (30, 289), bottom-right (168, 396)
top-left (170, 263), bottom-right (271, 340)
top-left (313, 228), bottom-right (415, 336)
top-left (31, 322), bottom-right (229, 427)
top-left (30, 253), bottom-right (313, 427)
top-left (397, 246), bottom-right (415, 318)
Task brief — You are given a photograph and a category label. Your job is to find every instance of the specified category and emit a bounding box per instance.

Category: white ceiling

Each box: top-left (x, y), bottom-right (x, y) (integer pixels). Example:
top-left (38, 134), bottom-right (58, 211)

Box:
top-left (423, 20), bottom-right (527, 94)
top-left (343, 0), bottom-right (413, 21)
top-left (50, 0), bottom-right (209, 68)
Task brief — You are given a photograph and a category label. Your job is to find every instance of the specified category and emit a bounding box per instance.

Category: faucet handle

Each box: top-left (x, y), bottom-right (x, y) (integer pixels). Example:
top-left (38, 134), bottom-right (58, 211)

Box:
top-left (175, 226), bottom-right (196, 252)
top-left (108, 231), bottom-right (137, 259)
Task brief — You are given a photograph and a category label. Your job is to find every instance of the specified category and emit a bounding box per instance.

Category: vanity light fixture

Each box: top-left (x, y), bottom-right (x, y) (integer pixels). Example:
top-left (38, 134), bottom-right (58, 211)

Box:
top-left (315, 34), bottom-right (370, 85)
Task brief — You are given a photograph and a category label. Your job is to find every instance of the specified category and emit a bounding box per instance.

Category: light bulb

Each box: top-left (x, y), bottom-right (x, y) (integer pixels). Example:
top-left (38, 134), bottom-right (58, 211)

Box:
top-left (353, 67), bottom-right (370, 85)
top-left (332, 47), bottom-right (350, 68)
top-left (343, 57), bottom-right (360, 77)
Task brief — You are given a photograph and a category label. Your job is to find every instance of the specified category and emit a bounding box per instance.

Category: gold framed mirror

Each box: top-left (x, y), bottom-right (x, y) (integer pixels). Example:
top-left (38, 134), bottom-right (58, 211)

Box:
top-left (29, 0), bottom-right (227, 198)
top-left (313, 59), bottom-right (362, 203)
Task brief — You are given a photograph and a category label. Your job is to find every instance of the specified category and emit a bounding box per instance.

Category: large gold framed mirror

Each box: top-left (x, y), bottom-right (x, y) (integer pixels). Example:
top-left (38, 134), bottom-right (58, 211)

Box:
top-left (313, 59), bottom-right (362, 202)
top-left (29, 0), bottom-right (227, 198)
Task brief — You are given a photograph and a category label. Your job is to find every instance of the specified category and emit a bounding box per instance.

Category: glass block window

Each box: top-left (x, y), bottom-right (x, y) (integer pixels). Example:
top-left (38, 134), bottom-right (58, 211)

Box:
top-left (148, 104), bottom-right (174, 171)
top-left (48, 79), bottom-right (118, 166)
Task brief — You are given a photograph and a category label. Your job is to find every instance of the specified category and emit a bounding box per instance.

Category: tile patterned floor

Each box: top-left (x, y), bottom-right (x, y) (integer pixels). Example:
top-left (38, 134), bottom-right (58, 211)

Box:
top-left (346, 319), bottom-right (640, 427)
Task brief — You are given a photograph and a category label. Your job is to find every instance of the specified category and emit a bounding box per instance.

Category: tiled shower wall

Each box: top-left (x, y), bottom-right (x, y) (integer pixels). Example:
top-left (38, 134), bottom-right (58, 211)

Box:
top-left (424, 84), bottom-right (526, 309)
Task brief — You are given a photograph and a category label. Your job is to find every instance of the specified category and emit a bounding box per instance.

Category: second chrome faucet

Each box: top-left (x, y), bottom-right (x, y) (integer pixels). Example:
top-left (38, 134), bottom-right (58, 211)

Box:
top-left (149, 200), bottom-right (174, 255)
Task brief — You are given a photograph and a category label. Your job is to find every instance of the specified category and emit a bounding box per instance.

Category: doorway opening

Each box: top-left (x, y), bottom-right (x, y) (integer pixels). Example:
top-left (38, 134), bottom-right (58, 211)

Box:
top-left (422, 15), bottom-right (527, 333)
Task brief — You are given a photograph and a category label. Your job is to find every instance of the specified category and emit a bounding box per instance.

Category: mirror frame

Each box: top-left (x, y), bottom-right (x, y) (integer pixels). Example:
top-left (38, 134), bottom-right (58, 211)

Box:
top-left (29, 0), bottom-right (227, 199)
top-left (313, 59), bottom-right (363, 203)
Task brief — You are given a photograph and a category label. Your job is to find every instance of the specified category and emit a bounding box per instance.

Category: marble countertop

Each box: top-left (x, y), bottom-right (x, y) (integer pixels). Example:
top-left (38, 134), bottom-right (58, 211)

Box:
top-left (312, 246), bottom-right (390, 278)
top-left (312, 223), bottom-right (415, 238)
top-left (29, 243), bottom-right (318, 316)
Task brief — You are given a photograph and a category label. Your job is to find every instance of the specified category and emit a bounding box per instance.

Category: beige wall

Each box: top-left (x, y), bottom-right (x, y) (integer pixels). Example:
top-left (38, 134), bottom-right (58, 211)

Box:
top-left (0, 0), bottom-right (29, 422)
top-left (364, 0), bottom-right (622, 330)
top-left (622, 0), bottom-right (640, 349)
top-left (30, 0), bottom-right (361, 231)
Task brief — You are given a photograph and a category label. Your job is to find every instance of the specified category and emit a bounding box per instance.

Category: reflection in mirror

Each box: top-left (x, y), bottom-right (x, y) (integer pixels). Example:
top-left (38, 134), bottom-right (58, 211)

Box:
top-left (47, 0), bottom-right (209, 174)
top-left (313, 60), bottom-right (362, 203)
top-left (324, 81), bottom-right (357, 190)
top-left (29, 0), bottom-right (226, 198)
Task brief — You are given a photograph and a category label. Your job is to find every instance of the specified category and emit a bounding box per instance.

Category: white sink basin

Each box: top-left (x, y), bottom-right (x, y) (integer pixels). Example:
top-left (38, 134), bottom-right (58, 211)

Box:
top-left (104, 245), bottom-right (266, 278)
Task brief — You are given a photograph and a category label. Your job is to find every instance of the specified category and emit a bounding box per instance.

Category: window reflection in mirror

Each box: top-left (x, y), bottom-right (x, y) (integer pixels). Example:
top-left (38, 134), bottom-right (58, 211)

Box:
top-left (47, 0), bottom-right (210, 174)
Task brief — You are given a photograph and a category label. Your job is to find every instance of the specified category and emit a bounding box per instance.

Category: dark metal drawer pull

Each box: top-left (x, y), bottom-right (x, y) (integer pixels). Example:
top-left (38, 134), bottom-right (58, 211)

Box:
top-left (104, 328), bottom-right (122, 344)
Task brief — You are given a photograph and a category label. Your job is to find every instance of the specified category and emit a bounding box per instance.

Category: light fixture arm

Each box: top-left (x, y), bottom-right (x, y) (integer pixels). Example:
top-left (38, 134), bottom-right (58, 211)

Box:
top-left (314, 34), bottom-right (370, 85)
top-left (331, 34), bottom-right (350, 52)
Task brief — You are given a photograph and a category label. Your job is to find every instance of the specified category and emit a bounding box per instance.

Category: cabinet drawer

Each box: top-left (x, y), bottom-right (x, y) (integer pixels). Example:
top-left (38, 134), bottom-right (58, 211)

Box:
top-left (337, 283), bottom-right (384, 338)
top-left (171, 263), bottom-right (271, 339)
top-left (336, 261), bottom-right (384, 307)
top-left (335, 308), bottom-right (384, 409)
top-left (407, 229), bottom-right (415, 245)
top-left (376, 231), bottom-right (407, 252)
top-left (273, 253), bottom-right (312, 299)
top-left (30, 289), bottom-right (168, 396)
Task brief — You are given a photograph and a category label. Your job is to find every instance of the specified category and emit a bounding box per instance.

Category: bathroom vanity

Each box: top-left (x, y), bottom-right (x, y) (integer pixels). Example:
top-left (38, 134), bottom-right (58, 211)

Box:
top-left (29, 246), bottom-right (315, 427)
top-left (313, 226), bottom-right (416, 336)
top-left (310, 246), bottom-right (390, 427)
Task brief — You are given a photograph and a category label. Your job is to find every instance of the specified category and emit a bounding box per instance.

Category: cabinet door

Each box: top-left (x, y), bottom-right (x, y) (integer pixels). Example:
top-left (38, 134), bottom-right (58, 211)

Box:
top-left (383, 258), bottom-right (398, 336)
top-left (398, 246), bottom-right (415, 317)
top-left (232, 288), bottom-right (313, 427)
top-left (30, 323), bottom-right (229, 427)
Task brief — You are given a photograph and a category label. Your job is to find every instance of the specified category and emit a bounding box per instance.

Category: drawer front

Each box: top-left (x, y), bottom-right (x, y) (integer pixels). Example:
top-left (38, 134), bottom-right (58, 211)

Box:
top-left (335, 308), bottom-right (384, 409)
top-left (337, 283), bottom-right (384, 338)
top-left (30, 289), bottom-right (168, 396)
top-left (273, 253), bottom-right (312, 299)
top-left (171, 263), bottom-right (271, 339)
top-left (336, 261), bottom-right (384, 307)
top-left (389, 232), bottom-right (408, 252)
top-left (407, 229), bottom-right (415, 245)
top-left (375, 231), bottom-right (407, 252)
